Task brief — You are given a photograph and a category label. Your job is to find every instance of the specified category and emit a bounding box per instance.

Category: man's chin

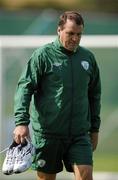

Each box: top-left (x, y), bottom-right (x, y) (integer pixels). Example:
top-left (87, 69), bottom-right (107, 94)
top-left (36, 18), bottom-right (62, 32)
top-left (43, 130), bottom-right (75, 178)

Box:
top-left (67, 47), bottom-right (76, 52)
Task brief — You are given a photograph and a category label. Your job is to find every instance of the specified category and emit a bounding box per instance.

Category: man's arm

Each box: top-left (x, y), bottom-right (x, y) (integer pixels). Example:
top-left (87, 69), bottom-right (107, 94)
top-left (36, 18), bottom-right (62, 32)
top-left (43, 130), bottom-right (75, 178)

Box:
top-left (13, 50), bottom-right (43, 143)
top-left (88, 55), bottom-right (101, 150)
top-left (90, 132), bottom-right (98, 151)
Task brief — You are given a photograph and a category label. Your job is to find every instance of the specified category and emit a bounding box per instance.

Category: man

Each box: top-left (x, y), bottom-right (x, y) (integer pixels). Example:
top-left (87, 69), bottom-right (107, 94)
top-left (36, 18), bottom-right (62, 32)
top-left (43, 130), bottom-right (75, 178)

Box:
top-left (13, 11), bottom-right (101, 180)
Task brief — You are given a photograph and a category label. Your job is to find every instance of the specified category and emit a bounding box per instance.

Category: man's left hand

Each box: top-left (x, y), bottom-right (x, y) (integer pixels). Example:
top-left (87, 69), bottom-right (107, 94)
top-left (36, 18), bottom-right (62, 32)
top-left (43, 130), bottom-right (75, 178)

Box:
top-left (90, 132), bottom-right (99, 151)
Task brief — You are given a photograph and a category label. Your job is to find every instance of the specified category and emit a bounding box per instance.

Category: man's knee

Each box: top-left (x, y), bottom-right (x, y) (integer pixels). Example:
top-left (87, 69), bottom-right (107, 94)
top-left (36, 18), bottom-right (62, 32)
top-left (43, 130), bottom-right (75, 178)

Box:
top-left (73, 165), bottom-right (93, 180)
top-left (37, 171), bottom-right (56, 180)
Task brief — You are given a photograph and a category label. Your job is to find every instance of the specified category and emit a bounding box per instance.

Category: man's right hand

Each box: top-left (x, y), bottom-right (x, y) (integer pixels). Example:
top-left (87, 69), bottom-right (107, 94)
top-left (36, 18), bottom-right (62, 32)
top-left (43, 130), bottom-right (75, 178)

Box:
top-left (13, 125), bottom-right (30, 144)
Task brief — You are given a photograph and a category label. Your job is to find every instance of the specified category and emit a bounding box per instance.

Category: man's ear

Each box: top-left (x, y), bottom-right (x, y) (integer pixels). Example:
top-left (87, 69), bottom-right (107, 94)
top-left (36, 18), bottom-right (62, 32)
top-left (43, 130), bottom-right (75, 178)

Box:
top-left (57, 27), bottom-right (60, 35)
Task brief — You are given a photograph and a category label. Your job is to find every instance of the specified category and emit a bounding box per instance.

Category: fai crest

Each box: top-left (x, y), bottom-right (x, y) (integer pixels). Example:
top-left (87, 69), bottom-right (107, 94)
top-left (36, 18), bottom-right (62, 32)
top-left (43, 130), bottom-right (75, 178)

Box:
top-left (81, 61), bottom-right (89, 70)
top-left (38, 159), bottom-right (46, 167)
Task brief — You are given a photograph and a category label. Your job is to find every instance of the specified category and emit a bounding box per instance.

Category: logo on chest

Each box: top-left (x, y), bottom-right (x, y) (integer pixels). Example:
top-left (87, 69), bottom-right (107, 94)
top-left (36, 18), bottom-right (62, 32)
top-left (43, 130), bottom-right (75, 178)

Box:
top-left (53, 62), bottom-right (62, 72)
top-left (81, 61), bottom-right (89, 70)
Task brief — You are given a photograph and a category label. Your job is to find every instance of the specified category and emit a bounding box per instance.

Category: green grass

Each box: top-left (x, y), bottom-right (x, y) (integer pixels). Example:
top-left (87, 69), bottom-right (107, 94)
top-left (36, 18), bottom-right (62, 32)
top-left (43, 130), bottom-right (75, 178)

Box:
top-left (93, 153), bottom-right (118, 172)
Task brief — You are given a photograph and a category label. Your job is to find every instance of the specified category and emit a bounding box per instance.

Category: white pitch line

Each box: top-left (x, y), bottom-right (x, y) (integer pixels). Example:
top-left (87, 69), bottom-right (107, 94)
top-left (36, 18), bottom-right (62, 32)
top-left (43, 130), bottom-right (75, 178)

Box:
top-left (0, 171), bottom-right (118, 180)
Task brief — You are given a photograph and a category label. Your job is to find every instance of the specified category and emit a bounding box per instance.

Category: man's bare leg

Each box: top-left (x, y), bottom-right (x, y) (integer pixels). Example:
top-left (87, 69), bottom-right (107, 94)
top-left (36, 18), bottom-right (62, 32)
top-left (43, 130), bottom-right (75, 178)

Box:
top-left (73, 165), bottom-right (93, 180)
top-left (37, 171), bottom-right (56, 180)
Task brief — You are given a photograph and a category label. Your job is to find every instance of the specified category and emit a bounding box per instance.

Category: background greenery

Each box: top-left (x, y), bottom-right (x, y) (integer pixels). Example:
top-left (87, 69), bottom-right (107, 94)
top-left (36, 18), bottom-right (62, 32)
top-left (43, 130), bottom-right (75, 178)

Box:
top-left (0, 0), bottom-right (118, 13)
top-left (0, 10), bottom-right (118, 35)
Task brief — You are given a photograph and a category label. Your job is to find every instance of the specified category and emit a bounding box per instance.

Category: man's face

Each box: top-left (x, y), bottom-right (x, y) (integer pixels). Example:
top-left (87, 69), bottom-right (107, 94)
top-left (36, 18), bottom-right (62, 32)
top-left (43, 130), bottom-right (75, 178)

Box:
top-left (58, 19), bottom-right (84, 51)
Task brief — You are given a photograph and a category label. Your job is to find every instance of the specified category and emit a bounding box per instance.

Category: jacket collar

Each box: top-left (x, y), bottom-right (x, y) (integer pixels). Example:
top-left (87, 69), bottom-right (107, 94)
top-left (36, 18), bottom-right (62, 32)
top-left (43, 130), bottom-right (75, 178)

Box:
top-left (54, 37), bottom-right (79, 55)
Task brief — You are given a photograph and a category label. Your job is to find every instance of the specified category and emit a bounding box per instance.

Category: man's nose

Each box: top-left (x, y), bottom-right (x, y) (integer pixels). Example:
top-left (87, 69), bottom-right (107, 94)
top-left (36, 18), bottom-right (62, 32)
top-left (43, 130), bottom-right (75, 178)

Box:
top-left (72, 35), bottom-right (79, 41)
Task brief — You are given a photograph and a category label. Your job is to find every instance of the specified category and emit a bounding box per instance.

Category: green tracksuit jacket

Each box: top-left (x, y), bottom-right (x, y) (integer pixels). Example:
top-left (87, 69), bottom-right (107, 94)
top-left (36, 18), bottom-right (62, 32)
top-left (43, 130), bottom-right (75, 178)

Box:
top-left (14, 38), bottom-right (101, 138)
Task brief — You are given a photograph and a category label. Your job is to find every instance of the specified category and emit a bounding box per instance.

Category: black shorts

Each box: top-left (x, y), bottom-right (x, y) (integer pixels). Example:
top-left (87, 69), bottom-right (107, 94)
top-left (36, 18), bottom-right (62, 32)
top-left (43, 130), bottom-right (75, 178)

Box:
top-left (32, 134), bottom-right (93, 174)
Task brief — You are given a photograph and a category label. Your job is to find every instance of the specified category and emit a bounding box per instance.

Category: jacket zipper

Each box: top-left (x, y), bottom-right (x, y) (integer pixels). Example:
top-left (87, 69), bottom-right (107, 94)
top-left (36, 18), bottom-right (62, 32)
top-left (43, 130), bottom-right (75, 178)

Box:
top-left (69, 55), bottom-right (74, 137)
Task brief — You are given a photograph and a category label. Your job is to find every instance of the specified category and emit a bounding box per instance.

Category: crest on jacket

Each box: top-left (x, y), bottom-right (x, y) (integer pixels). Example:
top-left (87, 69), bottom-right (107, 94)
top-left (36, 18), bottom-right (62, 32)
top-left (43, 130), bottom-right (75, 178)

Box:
top-left (81, 61), bottom-right (89, 70)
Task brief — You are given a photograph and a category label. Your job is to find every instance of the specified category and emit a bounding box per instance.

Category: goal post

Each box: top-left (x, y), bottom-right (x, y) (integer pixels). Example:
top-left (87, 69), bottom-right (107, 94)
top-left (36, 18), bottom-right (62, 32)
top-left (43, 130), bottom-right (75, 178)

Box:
top-left (0, 35), bottom-right (118, 48)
